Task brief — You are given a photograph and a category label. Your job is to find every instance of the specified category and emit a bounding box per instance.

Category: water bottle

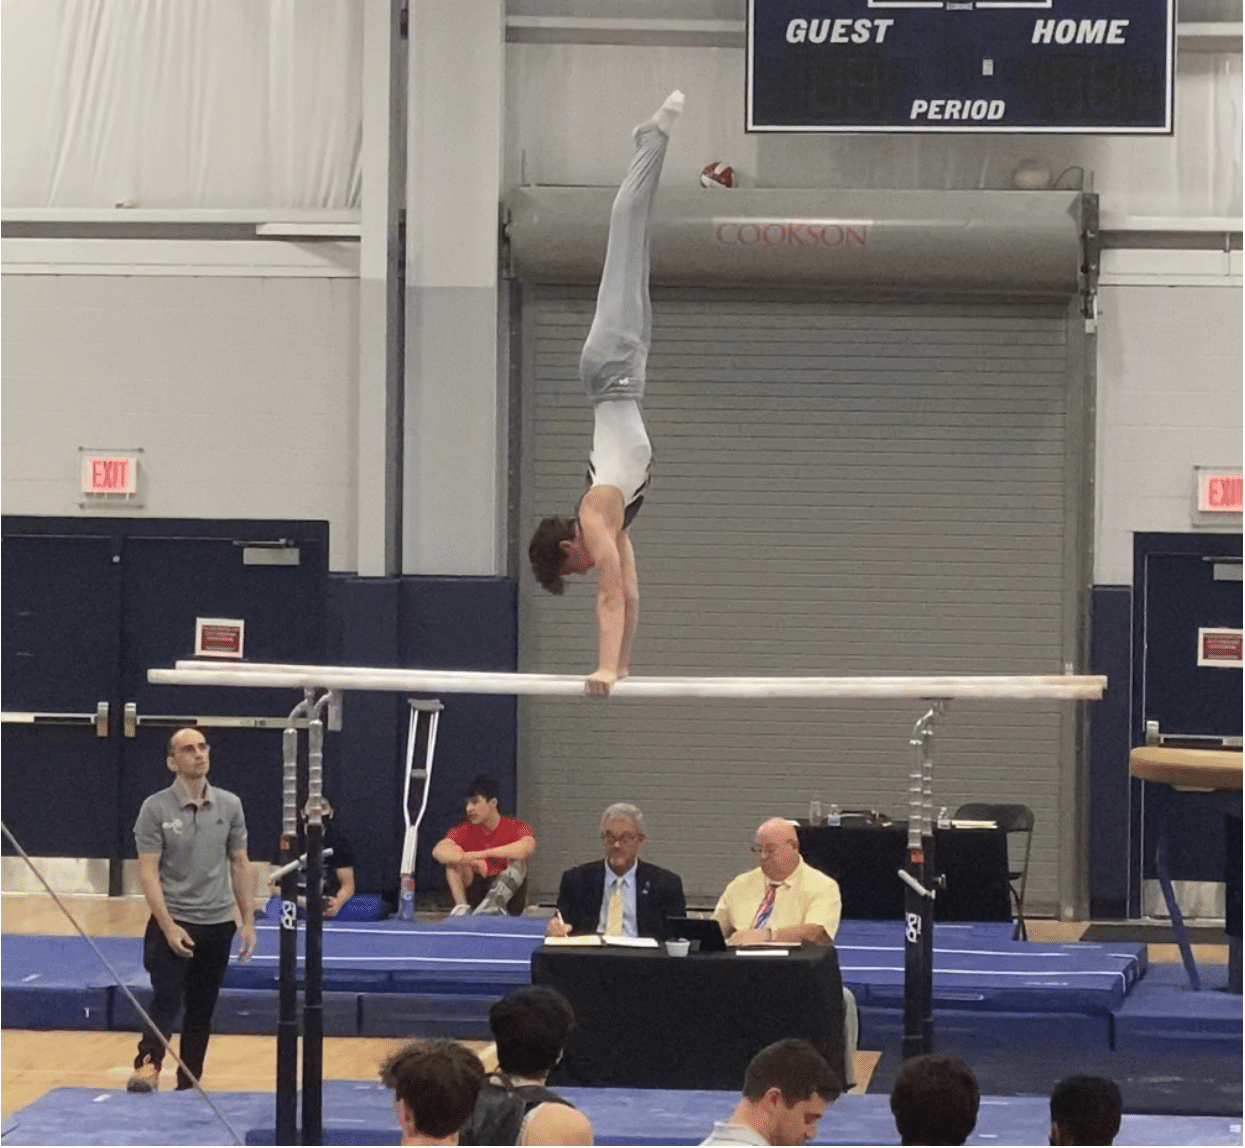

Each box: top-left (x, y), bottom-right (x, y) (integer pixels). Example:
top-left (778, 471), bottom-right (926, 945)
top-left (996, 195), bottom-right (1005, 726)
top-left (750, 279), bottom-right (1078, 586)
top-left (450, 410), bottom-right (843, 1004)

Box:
top-left (827, 803), bottom-right (841, 827)
top-left (937, 806), bottom-right (951, 829)
top-left (398, 874), bottom-right (415, 921)
top-left (809, 798), bottom-right (823, 826)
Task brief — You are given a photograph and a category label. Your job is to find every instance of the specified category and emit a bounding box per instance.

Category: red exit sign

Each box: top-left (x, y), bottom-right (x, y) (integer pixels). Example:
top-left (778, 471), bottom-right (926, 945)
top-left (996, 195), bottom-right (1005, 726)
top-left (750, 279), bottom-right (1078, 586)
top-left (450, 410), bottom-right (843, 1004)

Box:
top-left (81, 454), bottom-right (138, 495)
top-left (1197, 470), bottom-right (1243, 514)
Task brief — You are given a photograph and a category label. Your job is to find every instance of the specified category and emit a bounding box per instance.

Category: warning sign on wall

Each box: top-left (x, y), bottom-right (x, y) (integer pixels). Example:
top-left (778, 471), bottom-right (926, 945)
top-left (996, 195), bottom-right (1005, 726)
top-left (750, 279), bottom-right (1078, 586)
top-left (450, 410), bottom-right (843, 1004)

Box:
top-left (1197, 627), bottom-right (1243, 669)
top-left (195, 617), bottom-right (245, 659)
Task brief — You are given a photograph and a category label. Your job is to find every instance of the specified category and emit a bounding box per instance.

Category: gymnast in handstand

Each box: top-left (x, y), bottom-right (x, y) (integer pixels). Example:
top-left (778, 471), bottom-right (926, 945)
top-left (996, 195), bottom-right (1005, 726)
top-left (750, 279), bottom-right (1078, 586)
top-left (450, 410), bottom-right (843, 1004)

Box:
top-left (528, 89), bottom-right (683, 697)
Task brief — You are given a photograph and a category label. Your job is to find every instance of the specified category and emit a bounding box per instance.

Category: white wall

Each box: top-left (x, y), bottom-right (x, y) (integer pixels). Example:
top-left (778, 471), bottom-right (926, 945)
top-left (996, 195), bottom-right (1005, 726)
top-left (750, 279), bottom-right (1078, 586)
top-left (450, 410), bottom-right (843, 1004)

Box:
top-left (1, 273), bottom-right (360, 570)
top-left (1095, 283), bottom-right (1243, 584)
top-left (0, 4), bottom-right (1239, 585)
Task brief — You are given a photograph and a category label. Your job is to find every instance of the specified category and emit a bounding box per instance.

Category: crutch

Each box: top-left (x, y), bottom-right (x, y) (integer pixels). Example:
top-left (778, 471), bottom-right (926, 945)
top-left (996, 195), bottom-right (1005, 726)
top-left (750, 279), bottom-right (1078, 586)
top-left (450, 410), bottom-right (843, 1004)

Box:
top-left (398, 698), bottom-right (444, 919)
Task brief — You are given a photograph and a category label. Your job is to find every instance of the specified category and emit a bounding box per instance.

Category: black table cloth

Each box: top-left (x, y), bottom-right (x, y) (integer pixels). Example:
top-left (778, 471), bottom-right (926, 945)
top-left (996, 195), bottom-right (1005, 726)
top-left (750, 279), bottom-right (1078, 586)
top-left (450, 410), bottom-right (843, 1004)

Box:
top-left (531, 944), bottom-right (845, 1090)
top-left (797, 822), bottom-right (1012, 922)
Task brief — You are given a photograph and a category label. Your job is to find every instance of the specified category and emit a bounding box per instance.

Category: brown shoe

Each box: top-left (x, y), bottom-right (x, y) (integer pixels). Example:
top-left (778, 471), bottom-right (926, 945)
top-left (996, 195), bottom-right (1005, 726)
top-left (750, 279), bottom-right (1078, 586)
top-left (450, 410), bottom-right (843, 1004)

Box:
top-left (126, 1057), bottom-right (159, 1093)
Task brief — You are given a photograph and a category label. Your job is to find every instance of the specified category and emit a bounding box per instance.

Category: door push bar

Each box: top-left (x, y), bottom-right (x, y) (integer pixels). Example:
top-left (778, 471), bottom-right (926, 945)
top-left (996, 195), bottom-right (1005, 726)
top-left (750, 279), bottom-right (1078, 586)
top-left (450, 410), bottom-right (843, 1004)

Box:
top-left (1145, 720), bottom-right (1243, 750)
top-left (1, 702), bottom-right (110, 737)
top-left (122, 704), bottom-right (319, 738)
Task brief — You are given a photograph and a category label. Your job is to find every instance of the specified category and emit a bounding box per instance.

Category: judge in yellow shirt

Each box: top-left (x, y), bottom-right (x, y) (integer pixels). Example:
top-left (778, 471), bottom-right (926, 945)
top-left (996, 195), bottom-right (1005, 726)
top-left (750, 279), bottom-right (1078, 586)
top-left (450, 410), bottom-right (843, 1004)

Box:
top-left (712, 817), bottom-right (842, 946)
top-left (712, 816), bottom-right (858, 1089)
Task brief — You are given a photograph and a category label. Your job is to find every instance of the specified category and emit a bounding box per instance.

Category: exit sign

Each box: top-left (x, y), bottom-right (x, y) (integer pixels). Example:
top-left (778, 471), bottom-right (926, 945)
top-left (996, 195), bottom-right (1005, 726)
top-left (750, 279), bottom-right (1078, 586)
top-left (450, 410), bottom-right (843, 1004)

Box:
top-left (79, 448), bottom-right (143, 507)
top-left (82, 454), bottom-right (137, 494)
top-left (1196, 469), bottom-right (1243, 514)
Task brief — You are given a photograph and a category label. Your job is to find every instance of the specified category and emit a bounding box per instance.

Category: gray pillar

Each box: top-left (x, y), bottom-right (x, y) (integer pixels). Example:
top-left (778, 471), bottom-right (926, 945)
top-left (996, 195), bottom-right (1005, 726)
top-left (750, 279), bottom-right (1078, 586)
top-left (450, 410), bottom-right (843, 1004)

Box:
top-left (356, 0), bottom-right (406, 577)
top-left (404, 0), bottom-right (505, 576)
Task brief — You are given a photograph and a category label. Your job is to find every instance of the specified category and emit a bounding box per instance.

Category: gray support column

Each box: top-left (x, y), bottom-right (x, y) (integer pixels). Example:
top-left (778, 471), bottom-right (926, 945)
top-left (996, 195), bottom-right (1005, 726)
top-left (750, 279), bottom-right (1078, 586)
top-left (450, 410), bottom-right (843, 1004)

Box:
top-left (357, 0), bottom-right (407, 577)
top-left (405, 0), bottom-right (505, 576)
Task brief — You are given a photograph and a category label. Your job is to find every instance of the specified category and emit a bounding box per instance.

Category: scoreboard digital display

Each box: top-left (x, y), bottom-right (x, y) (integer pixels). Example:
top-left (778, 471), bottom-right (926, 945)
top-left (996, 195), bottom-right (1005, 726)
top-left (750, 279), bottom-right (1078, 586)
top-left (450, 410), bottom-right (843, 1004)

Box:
top-left (747, 0), bottom-right (1174, 133)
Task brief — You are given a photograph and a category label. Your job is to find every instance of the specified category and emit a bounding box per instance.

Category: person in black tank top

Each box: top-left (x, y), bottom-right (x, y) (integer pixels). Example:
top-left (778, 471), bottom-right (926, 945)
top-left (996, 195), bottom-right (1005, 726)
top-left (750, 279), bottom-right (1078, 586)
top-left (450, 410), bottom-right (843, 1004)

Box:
top-left (458, 1073), bottom-right (574, 1146)
top-left (458, 987), bottom-right (593, 1146)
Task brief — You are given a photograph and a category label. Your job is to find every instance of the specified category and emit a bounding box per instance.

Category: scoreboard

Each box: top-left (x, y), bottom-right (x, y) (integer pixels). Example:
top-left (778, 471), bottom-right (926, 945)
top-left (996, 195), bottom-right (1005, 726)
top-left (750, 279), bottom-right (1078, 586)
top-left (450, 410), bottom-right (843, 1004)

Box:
top-left (747, 0), bottom-right (1175, 133)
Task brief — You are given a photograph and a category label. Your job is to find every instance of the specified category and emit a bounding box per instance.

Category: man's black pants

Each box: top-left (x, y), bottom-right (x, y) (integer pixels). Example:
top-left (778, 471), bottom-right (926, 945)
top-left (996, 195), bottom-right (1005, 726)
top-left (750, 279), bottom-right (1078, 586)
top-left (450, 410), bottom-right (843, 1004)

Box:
top-left (136, 916), bottom-right (236, 1089)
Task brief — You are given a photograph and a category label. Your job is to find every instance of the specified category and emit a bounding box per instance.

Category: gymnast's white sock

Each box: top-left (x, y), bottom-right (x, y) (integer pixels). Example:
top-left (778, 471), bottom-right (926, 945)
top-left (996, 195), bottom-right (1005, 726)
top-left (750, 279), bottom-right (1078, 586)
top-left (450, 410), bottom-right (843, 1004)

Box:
top-left (636, 89), bottom-right (684, 138)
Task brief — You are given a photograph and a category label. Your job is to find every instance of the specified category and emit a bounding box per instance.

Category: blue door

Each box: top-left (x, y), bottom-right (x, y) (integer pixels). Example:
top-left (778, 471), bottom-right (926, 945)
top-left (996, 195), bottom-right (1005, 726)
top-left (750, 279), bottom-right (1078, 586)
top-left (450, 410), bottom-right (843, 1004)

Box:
top-left (2, 533), bottom-right (122, 859)
top-left (1, 518), bottom-right (328, 888)
top-left (119, 532), bottom-right (328, 872)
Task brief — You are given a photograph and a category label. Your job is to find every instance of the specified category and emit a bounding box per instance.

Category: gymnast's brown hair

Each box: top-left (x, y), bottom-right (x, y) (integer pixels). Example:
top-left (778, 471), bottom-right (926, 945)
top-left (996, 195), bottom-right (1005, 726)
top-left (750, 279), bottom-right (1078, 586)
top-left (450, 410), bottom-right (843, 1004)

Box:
top-left (528, 516), bottom-right (577, 595)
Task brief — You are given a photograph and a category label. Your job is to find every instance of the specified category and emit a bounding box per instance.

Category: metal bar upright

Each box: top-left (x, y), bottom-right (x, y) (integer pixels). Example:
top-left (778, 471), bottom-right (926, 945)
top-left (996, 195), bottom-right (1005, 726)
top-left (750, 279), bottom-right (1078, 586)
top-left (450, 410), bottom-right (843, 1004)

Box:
top-left (301, 690), bottom-right (331, 1144)
top-left (275, 699), bottom-right (309, 1146)
top-left (901, 702), bottom-right (944, 1059)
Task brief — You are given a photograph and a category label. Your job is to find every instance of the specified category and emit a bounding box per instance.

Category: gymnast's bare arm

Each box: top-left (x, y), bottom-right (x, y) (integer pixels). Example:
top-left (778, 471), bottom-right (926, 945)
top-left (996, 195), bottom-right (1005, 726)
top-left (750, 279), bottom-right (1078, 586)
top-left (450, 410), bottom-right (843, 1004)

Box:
top-left (578, 487), bottom-right (628, 696)
top-left (616, 532), bottom-right (640, 680)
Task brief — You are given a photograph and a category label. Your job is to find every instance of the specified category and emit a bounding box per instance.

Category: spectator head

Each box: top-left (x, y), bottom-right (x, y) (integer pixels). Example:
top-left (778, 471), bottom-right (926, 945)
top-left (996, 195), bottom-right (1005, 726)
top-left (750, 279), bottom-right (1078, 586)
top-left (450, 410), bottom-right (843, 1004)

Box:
top-left (739, 1038), bottom-right (841, 1145)
top-left (890, 1055), bottom-right (980, 1145)
top-left (464, 776), bottom-right (499, 824)
top-left (600, 802), bottom-right (648, 876)
top-left (380, 1038), bottom-right (485, 1145)
top-left (490, 986), bottom-right (577, 1078)
top-left (1050, 1075), bottom-right (1123, 1145)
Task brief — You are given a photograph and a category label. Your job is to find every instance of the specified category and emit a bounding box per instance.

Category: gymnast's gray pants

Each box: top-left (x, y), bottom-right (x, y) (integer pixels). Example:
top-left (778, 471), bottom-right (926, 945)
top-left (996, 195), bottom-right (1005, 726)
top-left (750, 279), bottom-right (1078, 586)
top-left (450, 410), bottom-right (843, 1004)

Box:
top-left (579, 125), bottom-right (669, 404)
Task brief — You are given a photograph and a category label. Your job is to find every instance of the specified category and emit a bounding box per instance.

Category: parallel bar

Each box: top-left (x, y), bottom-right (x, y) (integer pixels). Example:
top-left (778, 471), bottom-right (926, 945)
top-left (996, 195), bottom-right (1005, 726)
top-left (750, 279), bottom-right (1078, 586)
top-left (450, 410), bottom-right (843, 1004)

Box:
top-left (154, 664), bottom-right (1106, 700)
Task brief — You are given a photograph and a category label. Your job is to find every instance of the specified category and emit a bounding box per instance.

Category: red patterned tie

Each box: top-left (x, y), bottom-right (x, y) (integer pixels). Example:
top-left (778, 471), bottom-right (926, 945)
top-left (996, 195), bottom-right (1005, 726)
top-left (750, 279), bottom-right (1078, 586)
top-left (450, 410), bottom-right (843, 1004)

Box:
top-left (751, 882), bottom-right (778, 930)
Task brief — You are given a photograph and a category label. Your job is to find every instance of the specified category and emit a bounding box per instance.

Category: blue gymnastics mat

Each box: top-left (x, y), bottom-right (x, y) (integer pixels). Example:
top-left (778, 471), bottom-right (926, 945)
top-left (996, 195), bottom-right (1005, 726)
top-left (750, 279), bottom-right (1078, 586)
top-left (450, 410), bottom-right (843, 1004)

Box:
top-left (1, 917), bottom-right (1148, 1041)
top-left (2, 1083), bottom-right (1241, 1146)
top-left (1113, 961), bottom-right (1243, 1057)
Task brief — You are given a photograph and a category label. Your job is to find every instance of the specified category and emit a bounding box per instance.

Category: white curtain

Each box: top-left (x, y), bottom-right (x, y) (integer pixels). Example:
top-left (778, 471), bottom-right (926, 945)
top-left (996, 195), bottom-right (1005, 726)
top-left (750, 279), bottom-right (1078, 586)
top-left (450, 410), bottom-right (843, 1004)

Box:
top-left (1, 0), bottom-right (362, 208)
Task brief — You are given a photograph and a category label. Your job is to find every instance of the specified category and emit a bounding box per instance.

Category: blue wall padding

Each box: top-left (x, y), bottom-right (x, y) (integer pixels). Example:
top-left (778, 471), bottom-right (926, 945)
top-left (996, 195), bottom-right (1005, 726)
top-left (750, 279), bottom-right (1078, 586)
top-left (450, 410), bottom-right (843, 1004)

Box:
top-left (327, 575), bottom-right (406, 899)
top-left (324, 575), bottom-right (518, 905)
top-left (1088, 585), bottom-right (1133, 918)
top-left (398, 577), bottom-right (518, 898)
top-left (358, 992), bottom-right (500, 1040)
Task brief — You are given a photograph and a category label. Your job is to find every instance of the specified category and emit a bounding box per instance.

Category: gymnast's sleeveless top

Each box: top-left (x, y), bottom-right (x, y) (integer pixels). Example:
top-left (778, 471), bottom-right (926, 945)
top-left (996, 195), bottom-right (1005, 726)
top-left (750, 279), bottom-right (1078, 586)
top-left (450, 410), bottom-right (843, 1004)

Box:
top-left (587, 398), bottom-right (651, 528)
top-left (458, 1076), bottom-right (575, 1146)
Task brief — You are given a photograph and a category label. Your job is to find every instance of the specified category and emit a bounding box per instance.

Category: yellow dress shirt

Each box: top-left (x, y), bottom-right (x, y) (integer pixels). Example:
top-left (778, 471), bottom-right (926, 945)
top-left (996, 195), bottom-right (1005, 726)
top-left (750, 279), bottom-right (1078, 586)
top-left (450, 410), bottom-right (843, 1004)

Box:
top-left (711, 859), bottom-right (842, 941)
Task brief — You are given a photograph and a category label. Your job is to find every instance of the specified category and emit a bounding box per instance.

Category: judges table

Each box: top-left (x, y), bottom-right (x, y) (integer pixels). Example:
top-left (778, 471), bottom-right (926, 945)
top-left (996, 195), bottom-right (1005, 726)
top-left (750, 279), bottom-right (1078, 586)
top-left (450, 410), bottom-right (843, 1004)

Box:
top-left (532, 943), bottom-right (845, 1091)
top-left (798, 821), bottom-right (1013, 922)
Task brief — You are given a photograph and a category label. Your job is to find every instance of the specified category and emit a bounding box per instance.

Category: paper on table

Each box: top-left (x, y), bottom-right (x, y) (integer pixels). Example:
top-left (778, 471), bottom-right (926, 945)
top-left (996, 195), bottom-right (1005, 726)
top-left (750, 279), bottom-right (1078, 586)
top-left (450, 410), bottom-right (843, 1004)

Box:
top-left (950, 819), bottom-right (997, 829)
top-left (543, 934), bottom-right (602, 947)
top-left (602, 935), bottom-right (660, 948)
top-left (734, 948), bottom-right (790, 957)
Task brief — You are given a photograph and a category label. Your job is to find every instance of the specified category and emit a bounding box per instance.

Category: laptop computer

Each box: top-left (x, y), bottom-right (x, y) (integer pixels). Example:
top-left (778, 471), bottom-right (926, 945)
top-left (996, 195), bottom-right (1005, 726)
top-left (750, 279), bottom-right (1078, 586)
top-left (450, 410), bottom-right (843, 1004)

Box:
top-left (664, 916), bottom-right (727, 953)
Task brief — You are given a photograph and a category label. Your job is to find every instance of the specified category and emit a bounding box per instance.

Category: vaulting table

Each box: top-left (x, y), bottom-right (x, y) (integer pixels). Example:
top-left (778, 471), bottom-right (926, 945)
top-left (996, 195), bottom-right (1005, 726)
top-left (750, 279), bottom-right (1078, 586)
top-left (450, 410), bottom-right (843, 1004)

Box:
top-left (531, 942), bottom-right (845, 1090)
top-left (1129, 746), bottom-right (1243, 992)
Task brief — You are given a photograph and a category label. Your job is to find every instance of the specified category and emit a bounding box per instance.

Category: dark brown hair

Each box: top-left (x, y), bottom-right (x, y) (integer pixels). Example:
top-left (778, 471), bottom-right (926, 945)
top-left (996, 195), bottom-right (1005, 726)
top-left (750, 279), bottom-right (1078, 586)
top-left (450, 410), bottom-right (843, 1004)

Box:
top-left (528, 517), bottom-right (576, 595)
top-left (890, 1055), bottom-right (979, 1145)
top-left (742, 1038), bottom-right (841, 1106)
top-left (1050, 1075), bottom-right (1122, 1145)
top-left (490, 986), bottom-right (577, 1076)
top-left (380, 1038), bottom-right (486, 1139)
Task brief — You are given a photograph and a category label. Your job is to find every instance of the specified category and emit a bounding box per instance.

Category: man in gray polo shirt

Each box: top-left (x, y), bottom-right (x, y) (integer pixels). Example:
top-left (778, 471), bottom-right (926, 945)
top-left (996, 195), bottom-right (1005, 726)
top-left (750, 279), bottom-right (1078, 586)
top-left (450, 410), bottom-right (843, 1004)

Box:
top-left (127, 726), bottom-right (257, 1093)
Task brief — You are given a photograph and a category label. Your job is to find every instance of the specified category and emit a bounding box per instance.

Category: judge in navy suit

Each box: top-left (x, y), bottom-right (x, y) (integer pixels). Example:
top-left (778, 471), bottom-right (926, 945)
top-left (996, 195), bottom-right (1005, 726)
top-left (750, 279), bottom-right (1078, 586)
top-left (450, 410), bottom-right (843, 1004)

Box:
top-left (546, 803), bottom-right (686, 940)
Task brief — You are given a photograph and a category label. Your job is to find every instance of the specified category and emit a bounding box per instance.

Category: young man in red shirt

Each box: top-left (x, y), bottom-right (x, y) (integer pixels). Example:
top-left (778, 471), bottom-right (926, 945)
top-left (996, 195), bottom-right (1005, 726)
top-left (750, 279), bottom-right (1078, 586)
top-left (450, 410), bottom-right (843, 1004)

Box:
top-left (432, 775), bottom-right (537, 916)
